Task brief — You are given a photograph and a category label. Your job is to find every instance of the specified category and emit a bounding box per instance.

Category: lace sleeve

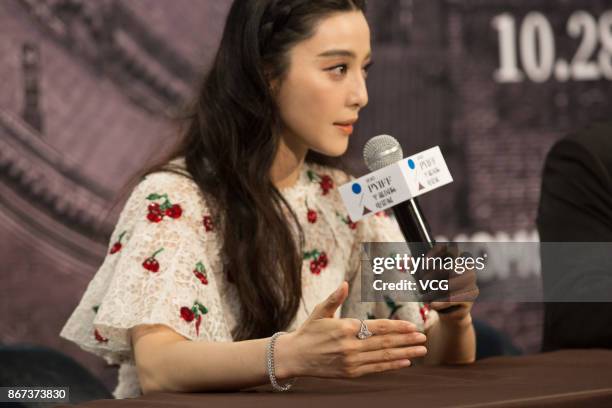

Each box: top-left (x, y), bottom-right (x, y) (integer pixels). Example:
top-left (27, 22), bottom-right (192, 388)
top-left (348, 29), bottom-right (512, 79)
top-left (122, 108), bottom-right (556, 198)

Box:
top-left (60, 171), bottom-right (232, 365)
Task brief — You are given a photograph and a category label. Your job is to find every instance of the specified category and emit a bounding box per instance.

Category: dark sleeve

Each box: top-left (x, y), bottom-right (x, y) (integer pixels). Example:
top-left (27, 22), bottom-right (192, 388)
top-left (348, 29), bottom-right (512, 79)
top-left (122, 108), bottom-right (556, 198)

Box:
top-left (537, 138), bottom-right (612, 351)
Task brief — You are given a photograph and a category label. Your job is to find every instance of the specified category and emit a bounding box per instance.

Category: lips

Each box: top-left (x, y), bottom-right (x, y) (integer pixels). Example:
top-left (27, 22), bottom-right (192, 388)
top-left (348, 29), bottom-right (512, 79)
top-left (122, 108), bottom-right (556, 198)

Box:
top-left (335, 124), bottom-right (353, 134)
top-left (334, 119), bottom-right (356, 135)
top-left (334, 119), bottom-right (357, 126)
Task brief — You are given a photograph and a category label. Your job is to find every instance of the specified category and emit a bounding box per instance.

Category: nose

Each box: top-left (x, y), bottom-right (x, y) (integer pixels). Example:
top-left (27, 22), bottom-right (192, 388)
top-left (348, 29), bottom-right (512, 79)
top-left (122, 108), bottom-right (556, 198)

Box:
top-left (348, 72), bottom-right (368, 109)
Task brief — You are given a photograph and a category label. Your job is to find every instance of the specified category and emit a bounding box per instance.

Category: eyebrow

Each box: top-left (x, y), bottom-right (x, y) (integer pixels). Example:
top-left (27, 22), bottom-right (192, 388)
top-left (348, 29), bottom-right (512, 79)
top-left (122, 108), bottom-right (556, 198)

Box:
top-left (317, 49), bottom-right (372, 60)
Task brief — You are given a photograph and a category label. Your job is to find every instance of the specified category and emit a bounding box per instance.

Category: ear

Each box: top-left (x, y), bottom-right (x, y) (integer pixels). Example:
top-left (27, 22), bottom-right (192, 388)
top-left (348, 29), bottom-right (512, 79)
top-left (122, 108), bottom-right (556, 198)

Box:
top-left (263, 66), bottom-right (280, 96)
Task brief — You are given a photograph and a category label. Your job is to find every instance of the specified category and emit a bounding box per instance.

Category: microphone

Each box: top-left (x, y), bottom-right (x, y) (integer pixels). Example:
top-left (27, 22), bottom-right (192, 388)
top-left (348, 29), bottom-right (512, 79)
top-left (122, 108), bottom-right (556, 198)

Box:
top-left (362, 135), bottom-right (459, 314)
top-left (363, 135), bottom-right (435, 256)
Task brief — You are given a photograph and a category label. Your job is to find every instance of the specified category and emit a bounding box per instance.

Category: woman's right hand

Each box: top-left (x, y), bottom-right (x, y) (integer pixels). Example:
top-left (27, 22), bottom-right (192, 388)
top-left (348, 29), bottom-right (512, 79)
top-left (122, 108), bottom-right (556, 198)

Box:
top-left (274, 281), bottom-right (427, 379)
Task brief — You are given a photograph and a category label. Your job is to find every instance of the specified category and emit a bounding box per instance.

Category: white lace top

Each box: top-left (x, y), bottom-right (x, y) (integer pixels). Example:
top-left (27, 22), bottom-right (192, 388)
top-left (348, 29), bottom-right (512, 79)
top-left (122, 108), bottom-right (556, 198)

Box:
top-left (60, 158), bottom-right (438, 399)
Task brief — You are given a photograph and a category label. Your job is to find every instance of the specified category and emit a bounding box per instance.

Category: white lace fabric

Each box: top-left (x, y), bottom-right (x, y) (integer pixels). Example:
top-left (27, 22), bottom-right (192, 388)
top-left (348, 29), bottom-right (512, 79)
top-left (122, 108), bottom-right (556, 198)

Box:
top-left (60, 159), bottom-right (438, 398)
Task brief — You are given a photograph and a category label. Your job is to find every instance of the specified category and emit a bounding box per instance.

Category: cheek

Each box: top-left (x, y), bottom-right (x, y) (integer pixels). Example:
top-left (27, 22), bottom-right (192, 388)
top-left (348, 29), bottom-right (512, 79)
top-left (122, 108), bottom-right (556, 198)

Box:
top-left (276, 76), bottom-right (348, 156)
top-left (278, 78), bottom-right (333, 137)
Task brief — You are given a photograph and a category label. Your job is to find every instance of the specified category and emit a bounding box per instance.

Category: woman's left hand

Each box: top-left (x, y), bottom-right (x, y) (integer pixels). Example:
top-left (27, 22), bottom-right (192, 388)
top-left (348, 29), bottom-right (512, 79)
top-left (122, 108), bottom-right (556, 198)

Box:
top-left (422, 243), bottom-right (479, 326)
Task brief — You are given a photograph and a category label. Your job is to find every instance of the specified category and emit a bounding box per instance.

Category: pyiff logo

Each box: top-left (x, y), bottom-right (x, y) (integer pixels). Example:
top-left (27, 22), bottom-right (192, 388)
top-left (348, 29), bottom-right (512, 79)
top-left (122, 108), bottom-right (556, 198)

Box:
top-left (351, 182), bottom-right (373, 216)
top-left (407, 158), bottom-right (425, 191)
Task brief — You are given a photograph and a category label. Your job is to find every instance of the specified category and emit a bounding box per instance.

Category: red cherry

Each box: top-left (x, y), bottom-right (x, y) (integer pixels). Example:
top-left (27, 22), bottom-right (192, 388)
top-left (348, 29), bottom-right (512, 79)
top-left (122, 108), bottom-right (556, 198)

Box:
top-left (203, 216), bottom-right (214, 232)
top-left (347, 216), bottom-right (358, 229)
top-left (94, 329), bottom-right (108, 343)
top-left (147, 212), bottom-right (163, 223)
top-left (142, 257), bottom-right (160, 272)
top-left (165, 204), bottom-right (183, 219)
top-left (194, 271), bottom-right (208, 285)
top-left (307, 209), bottom-right (317, 223)
top-left (310, 260), bottom-right (321, 275)
top-left (109, 242), bottom-right (122, 254)
top-left (180, 307), bottom-right (195, 322)
top-left (148, 203), bottom-right (161, 214)
top-left (419, 305), bottom-right (430, 322)
top-left (319, 175), bottom-right (334, 195)
top-left (317, 252), bottom-right (328, 268)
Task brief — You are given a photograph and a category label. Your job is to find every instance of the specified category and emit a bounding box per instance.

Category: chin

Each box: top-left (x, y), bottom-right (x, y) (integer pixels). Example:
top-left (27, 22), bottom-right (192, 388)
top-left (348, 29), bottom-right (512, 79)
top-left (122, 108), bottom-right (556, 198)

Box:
top-left (314, 143), bottom-right (349, 158)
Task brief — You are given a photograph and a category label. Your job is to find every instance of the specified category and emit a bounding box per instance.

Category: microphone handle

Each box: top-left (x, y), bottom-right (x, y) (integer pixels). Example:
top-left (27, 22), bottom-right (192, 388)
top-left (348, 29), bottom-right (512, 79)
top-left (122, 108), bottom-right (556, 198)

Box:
top-left (392, 198), bottom-right (435, 258)
top-left (392, 198), bottom-right (461, 315)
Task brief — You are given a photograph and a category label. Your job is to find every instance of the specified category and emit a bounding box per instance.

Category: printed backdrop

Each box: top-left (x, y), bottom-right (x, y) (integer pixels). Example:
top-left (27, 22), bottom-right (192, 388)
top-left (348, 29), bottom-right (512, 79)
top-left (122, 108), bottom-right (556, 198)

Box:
top-left (1, 0), bottom-right (611, 392)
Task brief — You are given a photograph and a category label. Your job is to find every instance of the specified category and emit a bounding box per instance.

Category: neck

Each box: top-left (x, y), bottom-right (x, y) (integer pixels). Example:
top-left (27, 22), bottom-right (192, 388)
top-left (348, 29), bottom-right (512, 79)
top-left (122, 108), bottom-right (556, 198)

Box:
top-left (271, 133), bottom-right (308, 190)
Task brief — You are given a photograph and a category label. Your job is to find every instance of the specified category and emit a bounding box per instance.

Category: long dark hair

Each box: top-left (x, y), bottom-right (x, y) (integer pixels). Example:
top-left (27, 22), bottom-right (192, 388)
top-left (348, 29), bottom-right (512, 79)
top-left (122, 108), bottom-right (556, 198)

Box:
top-left (141, 0), bottom-right (366, 341)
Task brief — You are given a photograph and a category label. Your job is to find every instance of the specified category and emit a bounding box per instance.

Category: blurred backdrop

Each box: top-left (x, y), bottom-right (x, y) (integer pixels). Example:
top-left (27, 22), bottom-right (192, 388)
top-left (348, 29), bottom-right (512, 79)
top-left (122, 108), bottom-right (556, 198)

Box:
top-left (1, 0), bottom-right (611, 392)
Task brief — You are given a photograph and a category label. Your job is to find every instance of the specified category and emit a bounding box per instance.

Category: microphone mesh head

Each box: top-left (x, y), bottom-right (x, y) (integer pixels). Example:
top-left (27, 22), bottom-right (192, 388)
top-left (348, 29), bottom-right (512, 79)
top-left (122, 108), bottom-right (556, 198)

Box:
top-left (363, 134), bottom-right (403, 171)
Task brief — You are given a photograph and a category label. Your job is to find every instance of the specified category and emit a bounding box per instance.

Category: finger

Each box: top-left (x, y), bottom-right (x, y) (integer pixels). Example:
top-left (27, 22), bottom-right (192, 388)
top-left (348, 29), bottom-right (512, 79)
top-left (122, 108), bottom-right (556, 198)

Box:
top-left (349, 359), bottom-right (413, 377)
top-left (448, 277), bottom-right (479, 301)
top-left (426, 243), bottom-right (447, 258)
top-left (448, 271), bottom-right (476, 291)
top-left (436, 304), bottom-right (463, 314)
top-left (308, 281), bottom-right (349, 320)
top-left (451, 287), bottom-right (479, 302)
top-left (360, 319), bottom-right (417, 336)
top-left (430, 301), bottom-right (462, 310)
top-left (356, 331), bottom-right (427, 352)
top-left (352, 345), bottom-right (427, 365)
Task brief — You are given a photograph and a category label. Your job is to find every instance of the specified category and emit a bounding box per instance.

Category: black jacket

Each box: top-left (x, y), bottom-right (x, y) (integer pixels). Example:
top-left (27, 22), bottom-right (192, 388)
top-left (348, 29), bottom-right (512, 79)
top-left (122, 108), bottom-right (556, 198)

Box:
top-left (537, 121), bottom-right (612, 351)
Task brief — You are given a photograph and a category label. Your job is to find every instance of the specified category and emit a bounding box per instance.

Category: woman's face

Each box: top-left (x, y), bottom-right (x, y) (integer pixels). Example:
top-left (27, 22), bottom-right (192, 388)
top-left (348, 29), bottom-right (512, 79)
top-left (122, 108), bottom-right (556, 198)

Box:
top-left (273, 10), bottom-right (372, 157)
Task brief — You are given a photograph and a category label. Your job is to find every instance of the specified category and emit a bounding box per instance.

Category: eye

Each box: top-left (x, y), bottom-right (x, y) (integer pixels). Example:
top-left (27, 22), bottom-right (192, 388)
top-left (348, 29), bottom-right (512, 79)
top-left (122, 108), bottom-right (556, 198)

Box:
top-left (363, 61), bottom-right (374, 78)
top-left (327, 64), bottom-right (348, 76)
top-left (326, 61), bottom-right (374, 78)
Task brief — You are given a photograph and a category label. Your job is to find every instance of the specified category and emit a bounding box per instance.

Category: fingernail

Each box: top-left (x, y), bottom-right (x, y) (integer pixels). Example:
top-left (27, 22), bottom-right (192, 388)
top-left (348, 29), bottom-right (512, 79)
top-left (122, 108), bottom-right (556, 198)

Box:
top-left (400, 359), bottom-right (411, 367)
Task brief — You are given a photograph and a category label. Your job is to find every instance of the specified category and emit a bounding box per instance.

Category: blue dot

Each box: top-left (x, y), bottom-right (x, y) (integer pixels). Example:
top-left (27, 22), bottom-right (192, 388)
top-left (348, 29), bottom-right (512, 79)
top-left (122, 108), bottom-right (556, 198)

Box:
top-left (352, 183), bottom-right (362, 194)
top-left (407, 159), bottom-right (415, 170)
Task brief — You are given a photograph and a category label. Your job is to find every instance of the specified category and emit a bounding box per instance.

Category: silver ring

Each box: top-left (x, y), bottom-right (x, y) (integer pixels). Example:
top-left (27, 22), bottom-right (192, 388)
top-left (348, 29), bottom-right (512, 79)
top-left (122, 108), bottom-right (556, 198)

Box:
top-left (356, 319), bottom-right (373, 340)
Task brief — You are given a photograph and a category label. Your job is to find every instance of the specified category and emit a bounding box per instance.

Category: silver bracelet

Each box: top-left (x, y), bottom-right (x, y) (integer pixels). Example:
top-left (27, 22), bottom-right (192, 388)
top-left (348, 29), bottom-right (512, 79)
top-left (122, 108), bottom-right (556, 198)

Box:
top-left (266, 331), bottom-right (295, 392)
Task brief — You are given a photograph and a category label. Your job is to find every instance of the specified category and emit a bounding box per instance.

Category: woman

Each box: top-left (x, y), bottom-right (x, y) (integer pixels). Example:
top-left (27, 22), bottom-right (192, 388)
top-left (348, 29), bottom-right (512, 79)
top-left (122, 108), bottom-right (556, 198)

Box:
top-left (61, 0), bottom-right (476, 398)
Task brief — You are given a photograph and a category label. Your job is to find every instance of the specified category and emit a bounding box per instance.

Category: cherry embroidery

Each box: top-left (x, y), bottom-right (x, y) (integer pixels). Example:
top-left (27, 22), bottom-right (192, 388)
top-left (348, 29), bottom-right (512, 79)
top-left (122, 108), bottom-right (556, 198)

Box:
top-left (202, 215), bottom-right (214, 232)
top-left (307, 170), bottom-right (334, 195)
top-left (94, 328), bottom-right (108, 343)
top-left (419, 302), bottom-right (430, 323)
top-left (337, 212), bottom-right (358, 229)
top-left (383, 295), bottom-right (404, 319)
top-left (146, 193), bottom-right (183, 223)
top-left (193, 261), bottom-right (208, 285)
top-left (109, 231), bottom-right (127, 254)
top-left (305, 198), bottom-right (317, 224)
top-left (307, 210), bottom-right (317, 223)
top-left (165, 204), bottom-right (183, 219)
top-left (180, 301), bottom-right (209, 336)
top-left (303, 249), bottom-right (329, 275)
top-left (142, 248), bottom-right (164, 272)
top-left (147, 203), bottom-right (163, 223)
